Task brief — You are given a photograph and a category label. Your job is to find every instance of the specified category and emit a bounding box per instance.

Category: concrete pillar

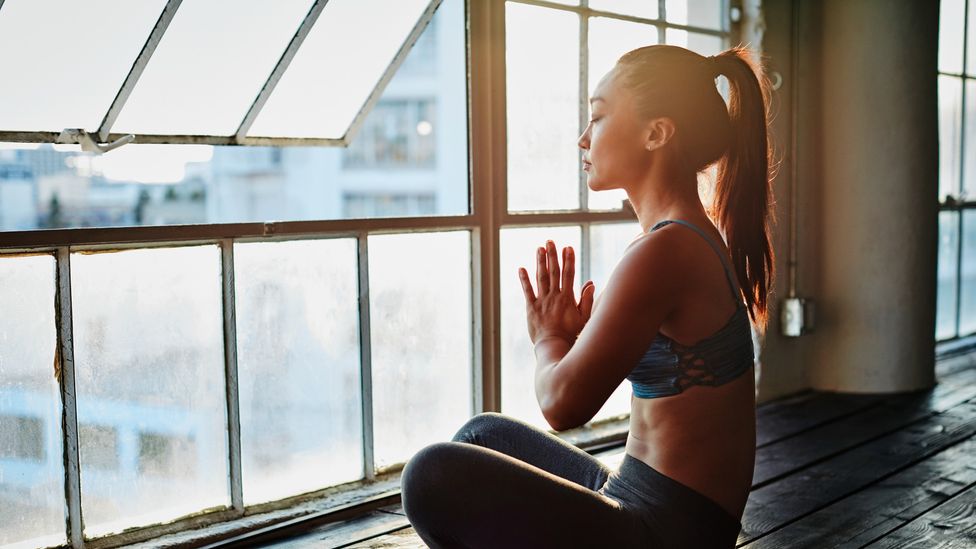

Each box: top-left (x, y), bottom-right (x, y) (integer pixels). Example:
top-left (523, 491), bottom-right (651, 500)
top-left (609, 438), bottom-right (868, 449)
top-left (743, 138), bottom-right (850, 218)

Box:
top-left (811, 0), bottom-right (939, 392)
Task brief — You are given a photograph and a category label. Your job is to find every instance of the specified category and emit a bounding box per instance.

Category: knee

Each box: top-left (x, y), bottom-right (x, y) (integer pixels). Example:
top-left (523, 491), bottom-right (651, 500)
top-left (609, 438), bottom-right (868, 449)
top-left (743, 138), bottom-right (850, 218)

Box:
top-left (401, 442), bottom-right (462, 521)
top-left (451, 411), bottom-right (517, 443)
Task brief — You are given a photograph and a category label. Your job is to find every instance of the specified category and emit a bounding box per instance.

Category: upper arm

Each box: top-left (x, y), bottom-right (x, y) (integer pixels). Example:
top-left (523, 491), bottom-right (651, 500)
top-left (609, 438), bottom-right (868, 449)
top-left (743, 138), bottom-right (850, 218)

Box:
top-left (543, 230), bottom-right (686, 429)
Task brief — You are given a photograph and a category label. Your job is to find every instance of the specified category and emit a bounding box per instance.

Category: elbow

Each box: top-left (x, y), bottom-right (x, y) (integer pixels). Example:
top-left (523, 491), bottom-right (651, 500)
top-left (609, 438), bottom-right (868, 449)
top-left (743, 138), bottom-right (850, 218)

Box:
top-left (539, 393), bottom-right (590, 432)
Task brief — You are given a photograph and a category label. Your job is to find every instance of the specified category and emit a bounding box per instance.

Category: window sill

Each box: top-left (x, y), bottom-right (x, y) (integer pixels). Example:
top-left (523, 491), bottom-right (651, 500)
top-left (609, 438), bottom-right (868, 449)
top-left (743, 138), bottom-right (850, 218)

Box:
top-left (102, 416), bottom-right (629, 549)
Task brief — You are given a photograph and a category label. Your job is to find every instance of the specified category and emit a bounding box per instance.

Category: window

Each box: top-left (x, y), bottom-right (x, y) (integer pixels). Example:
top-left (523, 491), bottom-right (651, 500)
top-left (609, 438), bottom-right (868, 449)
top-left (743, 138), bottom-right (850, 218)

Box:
top-left (937, 0), bottom-right (976, 341)
top-left (0, 1), bottom-right (738, 546)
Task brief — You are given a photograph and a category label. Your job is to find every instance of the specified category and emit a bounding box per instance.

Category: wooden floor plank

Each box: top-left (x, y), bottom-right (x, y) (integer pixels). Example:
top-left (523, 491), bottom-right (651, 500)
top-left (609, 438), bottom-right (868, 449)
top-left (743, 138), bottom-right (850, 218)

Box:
top-left (755, 391), bottom-right (887, 447)
top-left (753, 368), bottom-right (976, 487)
top-left (737, 401), bottom-right (976, 546)
top-left (740, 435), bottom-right (976, 548)
top-left (865, 482), bottom-right (976, 548)
top-left (342, 526), bottom-right (425, 548)
top-left (262, 511), bottom-right (410, 549)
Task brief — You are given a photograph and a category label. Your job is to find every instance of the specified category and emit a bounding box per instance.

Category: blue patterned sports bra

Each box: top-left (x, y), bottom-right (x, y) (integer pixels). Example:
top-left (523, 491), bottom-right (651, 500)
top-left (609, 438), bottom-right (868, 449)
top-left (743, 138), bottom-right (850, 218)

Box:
top-left (626, 219), bottom-right (755, 399)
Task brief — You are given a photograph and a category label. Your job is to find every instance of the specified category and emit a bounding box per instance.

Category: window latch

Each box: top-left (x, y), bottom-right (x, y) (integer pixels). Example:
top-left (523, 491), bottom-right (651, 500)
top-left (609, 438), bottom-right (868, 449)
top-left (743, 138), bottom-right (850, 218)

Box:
top-left (56, 128), bottom-right (135, 154)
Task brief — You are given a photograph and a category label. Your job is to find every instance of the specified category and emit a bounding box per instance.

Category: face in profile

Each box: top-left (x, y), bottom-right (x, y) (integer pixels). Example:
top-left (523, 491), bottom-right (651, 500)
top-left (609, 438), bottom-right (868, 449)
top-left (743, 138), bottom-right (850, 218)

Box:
top-left (577, 66), bottom-right (654, 194)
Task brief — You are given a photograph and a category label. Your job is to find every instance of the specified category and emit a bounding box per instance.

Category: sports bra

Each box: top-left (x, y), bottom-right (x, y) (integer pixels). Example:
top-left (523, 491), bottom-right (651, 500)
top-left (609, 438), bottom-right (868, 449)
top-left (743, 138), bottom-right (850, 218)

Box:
top-left (626, 219), bottom-right (755, 399)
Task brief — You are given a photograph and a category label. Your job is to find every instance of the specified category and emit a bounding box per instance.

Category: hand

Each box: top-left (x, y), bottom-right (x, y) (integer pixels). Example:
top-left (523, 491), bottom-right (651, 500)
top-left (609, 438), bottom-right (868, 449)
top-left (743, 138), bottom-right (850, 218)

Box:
top-left (518, 240), bottom-right (596, 345)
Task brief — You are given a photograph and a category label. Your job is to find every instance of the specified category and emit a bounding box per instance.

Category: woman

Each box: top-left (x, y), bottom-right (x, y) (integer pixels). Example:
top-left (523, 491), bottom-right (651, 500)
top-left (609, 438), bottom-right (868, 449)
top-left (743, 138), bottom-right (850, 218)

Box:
top-left (401, 44), bottom-right (774, 548)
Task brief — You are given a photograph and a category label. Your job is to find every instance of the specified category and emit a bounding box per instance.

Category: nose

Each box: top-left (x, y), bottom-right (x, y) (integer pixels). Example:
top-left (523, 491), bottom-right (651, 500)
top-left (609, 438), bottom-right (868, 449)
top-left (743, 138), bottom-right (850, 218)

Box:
top-left (577, 127), bottom-right (589, 150)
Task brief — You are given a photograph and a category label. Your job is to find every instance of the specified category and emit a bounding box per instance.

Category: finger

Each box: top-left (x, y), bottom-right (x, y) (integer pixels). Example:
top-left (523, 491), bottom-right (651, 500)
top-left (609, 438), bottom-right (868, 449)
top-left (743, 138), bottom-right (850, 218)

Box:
top-left (536, 247), bottom-right (550, 295)
top-left (518, 267), bottom-right (536, 304)
top-left (547, 240), bottom-right (561, 293)
top-left (561, 246), bottom-right (575, 293)
top-left (580, 281), bottom-right (595, 322)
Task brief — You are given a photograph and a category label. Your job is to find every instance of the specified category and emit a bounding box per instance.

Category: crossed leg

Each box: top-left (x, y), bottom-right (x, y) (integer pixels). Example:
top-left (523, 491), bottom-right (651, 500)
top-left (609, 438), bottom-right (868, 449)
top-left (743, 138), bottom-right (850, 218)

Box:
top-left (400, 413), bottom-right (649, 549)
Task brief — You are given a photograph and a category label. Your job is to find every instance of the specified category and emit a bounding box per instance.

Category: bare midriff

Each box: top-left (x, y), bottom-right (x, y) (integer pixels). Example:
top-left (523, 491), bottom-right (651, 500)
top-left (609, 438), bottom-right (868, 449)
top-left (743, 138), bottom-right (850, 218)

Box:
top-left (624, 367), bottom-right (757, 521)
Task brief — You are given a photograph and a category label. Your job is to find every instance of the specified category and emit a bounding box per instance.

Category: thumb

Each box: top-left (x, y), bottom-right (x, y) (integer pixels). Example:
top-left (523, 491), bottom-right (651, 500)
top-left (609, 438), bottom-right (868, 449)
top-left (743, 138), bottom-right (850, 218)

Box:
top-left (579, 281), bottom-right (595, 322)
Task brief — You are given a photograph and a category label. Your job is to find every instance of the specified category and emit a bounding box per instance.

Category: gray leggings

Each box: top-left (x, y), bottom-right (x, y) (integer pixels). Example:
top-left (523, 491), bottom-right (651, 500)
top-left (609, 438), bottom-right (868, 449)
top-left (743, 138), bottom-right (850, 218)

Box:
top-left (400, 412), bottom-right (742, 548)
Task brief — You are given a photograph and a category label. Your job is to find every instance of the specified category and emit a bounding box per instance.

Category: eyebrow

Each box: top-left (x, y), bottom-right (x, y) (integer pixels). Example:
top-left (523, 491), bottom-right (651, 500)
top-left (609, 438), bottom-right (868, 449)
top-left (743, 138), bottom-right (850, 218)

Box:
top-left (589, 97), bottom-right (605, 104)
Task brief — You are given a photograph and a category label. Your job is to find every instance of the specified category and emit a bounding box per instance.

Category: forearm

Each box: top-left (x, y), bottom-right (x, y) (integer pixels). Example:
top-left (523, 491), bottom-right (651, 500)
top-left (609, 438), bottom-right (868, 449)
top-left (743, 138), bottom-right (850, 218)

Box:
top-left (533, 335), bottom-right (574, 418)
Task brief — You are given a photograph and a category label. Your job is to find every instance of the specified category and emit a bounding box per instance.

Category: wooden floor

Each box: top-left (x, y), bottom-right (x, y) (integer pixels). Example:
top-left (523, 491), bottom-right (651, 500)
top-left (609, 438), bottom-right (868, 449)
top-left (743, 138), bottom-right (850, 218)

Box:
top-left (253, 351), bottom-right (976, 548)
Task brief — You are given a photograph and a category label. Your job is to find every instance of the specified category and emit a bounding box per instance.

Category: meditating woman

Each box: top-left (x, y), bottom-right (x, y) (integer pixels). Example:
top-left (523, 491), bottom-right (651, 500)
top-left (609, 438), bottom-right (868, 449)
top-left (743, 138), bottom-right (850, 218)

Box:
top-left (401, 43), bottom-right (774, 548)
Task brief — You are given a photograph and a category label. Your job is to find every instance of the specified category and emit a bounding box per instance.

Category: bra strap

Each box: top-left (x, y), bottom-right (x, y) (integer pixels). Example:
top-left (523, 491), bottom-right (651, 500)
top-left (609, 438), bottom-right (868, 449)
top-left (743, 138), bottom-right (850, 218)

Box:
top-left (650, 219), bottom-right (743, 305)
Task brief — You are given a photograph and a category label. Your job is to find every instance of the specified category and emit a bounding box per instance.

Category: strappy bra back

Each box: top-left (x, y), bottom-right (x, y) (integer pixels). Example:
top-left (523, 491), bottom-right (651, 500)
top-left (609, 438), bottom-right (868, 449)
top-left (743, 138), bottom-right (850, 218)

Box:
top-left (626, 219), bottom-right (755, 399)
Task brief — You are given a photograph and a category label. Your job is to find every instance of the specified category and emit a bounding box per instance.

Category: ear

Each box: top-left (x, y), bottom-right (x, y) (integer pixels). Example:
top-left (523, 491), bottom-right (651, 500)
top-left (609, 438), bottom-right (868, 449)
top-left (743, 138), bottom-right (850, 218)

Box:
top-left (643, 117), bottom-right (676, 152)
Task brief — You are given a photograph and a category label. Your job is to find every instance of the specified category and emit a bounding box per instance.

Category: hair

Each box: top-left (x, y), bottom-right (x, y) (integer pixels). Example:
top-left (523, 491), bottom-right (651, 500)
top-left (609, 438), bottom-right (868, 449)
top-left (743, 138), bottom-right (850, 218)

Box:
top-left (614, 44), bottom-right (777, 332)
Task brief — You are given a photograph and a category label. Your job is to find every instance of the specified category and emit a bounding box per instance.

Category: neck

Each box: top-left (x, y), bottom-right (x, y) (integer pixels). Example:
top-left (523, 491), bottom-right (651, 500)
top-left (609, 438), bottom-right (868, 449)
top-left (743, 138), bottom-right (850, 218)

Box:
top-left (626, 160), bottom-right (709, 233)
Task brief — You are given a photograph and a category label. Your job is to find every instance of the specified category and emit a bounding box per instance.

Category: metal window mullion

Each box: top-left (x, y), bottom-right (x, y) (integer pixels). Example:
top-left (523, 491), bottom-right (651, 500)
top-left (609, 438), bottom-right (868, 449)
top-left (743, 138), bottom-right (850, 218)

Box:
top-left (581, 221), bottom-right (591, 288)
top-left (235, 0), bottom-right (328, 142)
top-left (220, 239), bottom-right (244, 511)
top-left (469, 0), bottom-right (505, 413)
top-left (659, 0), bottom-right (667, 42)
top-left (56, 248), bottom-right (84, 548)
top-left (97, 0), bottom-right (183, 142)
top-left (357, 234), bottom-right (376, 479)
top-left (955, 0), bottom-right (970, 338)
top-left (579, 5), bottom-right (589, 212)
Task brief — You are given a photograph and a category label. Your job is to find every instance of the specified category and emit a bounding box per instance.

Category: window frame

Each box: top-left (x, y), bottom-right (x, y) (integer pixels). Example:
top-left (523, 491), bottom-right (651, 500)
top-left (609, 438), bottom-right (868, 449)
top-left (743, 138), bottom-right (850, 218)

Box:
top-left (939, 0), bottom-right (976, 343)
top-left (0, 1), bottom-right (740, 546)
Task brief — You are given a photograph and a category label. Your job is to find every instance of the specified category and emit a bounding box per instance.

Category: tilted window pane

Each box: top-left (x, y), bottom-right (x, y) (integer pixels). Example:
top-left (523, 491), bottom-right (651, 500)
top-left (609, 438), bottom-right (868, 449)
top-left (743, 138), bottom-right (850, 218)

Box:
top-left (587, 17), bottom-right (659, 211)
top-left (368, 231), bottom-right (473, 468)
top-left (960, 211), bottom-right (976, 335)
top-left (500, 226), bottom-right (582, 428)
top-left (589, 0), bottom-right (659, 20)
top-left (0, 0), bottom-right (166, 132)
top-left (0, 0), bottom-right (467, 232)
top-left (235, 239), bottom-right (364, 505)
top-left (665, 0), bottom-right (724, 30)
top-left (939, 0), bottom-right (965, 74)
top-left (112, 0), bottom-right (315, 136)
top-left (249, 0), bottom-right (434, 138)
top-left (506, 3), bottom-right (580, 211)
top-left (937, 211), bottom-right (960, 340)
top-left (940, 76), bottom-right (963, 201)
top-left (0, 254), bottom-right (65, 548)
top-left (71, 246), bottom-right (228, 537)
top-left (588, 222), bottom-right (643, 421)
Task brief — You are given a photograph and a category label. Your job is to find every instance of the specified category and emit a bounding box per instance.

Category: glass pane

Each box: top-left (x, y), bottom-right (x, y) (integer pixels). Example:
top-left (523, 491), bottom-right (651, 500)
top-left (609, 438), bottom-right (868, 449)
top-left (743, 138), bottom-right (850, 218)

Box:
top-left (500, 226), bottom-right (582, 428)
top-left (506, 3), bottom-right (580, 211)
top-left (0, 255), bottom-right (65, 548)
top-left (960, 210), bottom-right (976, 335)
top-left (940, 0), bottom-right (965, 74)
top-left (113, 0), bottom-right (315, 136)
top-left (0, 0), bottom-right (467, 232)
top-left (249, 0), bottom-right (433, 138)
top-left (368, 231), bottom-right (473, 468)
top-left (589, 0), bottom-right (659, 19)
top-left (587, 17), bottom-right (659, 211)
top-left (665, 0), bottom-right (724, 30)
top-left (937, 211), bottom-right (960, 340)
top-left (968, 0), bottom-right (976, 76)
top-left (71, 246), bottom-right (228, 537)
top-left (665, 28), bottom-right (724, 56)
top-left (0, 0), bottom-right (167, 132)
top-left (235, 239), bottom-right (363, 505)
top-left (965, 80), bottom-right (976, 200)
top-left (589, 222), bottom-right (643, 422)
top-left (940, 76), bottom-right (963, 201)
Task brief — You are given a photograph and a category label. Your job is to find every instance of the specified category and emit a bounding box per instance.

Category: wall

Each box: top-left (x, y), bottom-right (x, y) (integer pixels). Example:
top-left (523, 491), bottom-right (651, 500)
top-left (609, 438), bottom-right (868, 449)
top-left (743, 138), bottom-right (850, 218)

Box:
top-left (756, 0), bottom-right (939, 402)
